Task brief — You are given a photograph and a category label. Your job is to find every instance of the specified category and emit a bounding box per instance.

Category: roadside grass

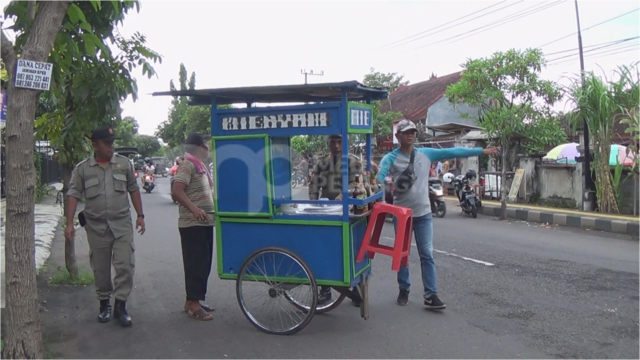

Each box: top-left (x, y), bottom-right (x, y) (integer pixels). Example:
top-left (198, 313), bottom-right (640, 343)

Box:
top-left (48, 266), bottom-right (93, 286)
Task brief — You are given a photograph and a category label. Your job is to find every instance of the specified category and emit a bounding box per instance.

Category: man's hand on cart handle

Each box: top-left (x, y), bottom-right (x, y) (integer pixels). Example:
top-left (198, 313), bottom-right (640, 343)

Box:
top-left (335, 194), bottom-right (343, 200)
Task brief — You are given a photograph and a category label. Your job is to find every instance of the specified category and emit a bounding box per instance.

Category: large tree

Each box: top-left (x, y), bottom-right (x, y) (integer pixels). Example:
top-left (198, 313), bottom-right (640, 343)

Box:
top-left (13, 0), bottom-right (161, 278)
top-left (446, 48), bottom-right (566, 219)
top-left (0, 2), bottom-right (72, 358)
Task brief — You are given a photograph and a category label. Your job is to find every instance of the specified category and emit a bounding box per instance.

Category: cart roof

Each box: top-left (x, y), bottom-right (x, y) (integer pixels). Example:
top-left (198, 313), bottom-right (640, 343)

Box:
top-left (151, 81), bottom-right (388, 105)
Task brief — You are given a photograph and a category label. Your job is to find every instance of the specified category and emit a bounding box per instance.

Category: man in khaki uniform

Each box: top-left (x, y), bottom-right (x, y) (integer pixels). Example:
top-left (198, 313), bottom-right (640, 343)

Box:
top-left (308, 134), bottom-right (377, 307)
top-left (65, 127), bottom-right (146, 327)
top-left (309, 135), bottom-right (363, 201)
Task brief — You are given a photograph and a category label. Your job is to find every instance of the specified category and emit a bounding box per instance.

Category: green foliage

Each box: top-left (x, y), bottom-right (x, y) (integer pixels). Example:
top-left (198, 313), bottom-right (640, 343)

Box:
top-left (47, 266), bottom-right (94, 286)
top-left (363, 68), bottom-right (407, 138)
top-left (616, 63), bottom-right (640, 174)
top-left (446, 48), bottom-right (566, 154)
top-left (564, 65), bottom-right (639, 213)
top-left (3, 1), bottom-right (162, 168)
top-left (155, 64), bottom-right (232, 148)
top-left (290, 135), bottom-right (329, 157)
top-left (113, 115), bottom-right (139, 147)
top-left (111, 116), bottom-right (161, 157)
top-left (33, 149), bottom-right (48, 203)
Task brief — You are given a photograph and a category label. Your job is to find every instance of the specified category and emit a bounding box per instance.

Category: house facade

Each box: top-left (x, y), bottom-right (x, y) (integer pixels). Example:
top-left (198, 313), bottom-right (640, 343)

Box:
top-left (380, 71), bottom-right (480, 130)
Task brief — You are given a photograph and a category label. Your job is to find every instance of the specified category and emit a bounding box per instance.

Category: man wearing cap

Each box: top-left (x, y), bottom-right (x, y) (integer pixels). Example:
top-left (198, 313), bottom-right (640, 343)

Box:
top-left (65, 126), bottom-right (146, 327)
top-left (377, 120), bottom-right (498, 310)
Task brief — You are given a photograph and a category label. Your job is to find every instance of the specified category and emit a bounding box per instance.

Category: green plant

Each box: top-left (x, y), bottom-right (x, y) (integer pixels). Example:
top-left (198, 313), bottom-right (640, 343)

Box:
top-left (565, 64), bottom-right (639, 214)
top-left (446, 48), bottom-right (565, 219)
top-left (48, 266), bottom-right (93, 286)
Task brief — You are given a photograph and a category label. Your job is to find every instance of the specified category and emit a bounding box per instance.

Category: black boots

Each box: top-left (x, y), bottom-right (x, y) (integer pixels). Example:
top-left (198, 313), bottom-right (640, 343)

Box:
top-left (113, 300), bottom-right (132, 327)
top-left (98, 299), bottom-right (112, 323)
top-left (99, 299), bottom-right (132, 327)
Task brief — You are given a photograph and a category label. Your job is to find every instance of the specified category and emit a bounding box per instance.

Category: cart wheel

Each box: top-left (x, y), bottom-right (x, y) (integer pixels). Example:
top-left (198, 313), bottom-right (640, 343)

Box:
top-left (285, 287), bottom-right (346, 314)
top-left (236, 247), bottom-right (318, 335)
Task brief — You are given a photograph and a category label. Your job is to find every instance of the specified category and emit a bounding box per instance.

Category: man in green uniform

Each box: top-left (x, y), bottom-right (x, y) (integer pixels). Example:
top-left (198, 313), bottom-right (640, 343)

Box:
top-left (308, 134), bottom-right (377, 306)
top-left (65, 126), bottom-right (146, 327)
top-left (309, 135), bottom-right (363, 201)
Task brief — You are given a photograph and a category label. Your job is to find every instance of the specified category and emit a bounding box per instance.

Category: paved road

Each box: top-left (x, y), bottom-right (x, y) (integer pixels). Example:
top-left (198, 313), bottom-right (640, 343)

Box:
top-left (39, 178), bottom-right (639, 359)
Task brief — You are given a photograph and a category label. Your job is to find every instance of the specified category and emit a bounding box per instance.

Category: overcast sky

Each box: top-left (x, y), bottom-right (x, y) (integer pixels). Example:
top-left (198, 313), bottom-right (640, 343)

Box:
top-left (2, 0), bottom-right (639, 138)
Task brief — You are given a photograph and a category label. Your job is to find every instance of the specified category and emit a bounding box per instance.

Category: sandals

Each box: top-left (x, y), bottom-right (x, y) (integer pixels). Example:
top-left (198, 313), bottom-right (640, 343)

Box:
top-left (200, 303), bottom-right (215, 312)
top-left (183, 303), bottom-right (215, 313)
top-left (187, 308), bottom-right (213, 321)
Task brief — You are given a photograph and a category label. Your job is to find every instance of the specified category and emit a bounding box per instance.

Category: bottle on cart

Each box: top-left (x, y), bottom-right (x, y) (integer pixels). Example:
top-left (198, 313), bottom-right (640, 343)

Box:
top-left (370, 173), bottom-right (381, 210)
top-left (353, 175), bottom-right (366, 215)
top-left (364, 171), bottom-right (373, 211)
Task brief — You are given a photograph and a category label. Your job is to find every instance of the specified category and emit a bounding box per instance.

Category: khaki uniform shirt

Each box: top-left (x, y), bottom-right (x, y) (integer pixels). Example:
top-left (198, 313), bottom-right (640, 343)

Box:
top-left (309, 154), bottom-right (362, 200)
top-left (68, 154), bottom-right (140, 238)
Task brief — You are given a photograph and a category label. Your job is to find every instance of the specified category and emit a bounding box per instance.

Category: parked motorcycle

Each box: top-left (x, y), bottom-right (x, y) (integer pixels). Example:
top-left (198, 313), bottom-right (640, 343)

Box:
top-left (444, 170), bottom-right (482, 218)
top-left (428, 177), bottom-right (446, 218)
top-left (292, 169), bottom-right (306, 188)
top-left (142, 174), bottom-right (155, 193)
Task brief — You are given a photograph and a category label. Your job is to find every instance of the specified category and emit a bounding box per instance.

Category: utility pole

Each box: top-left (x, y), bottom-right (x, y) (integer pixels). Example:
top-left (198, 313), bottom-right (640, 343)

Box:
top-left (574, 0), bottom-right (594, 211)
top-left (301, 69), bottom-right (324, 84)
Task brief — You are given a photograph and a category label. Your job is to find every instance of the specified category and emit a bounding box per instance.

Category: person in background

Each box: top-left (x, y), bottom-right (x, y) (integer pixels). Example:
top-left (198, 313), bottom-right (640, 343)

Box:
top-left (442, 159), bottom-right (450, 175)
top-left (65, 126), bottom-right (145, 327)
top-left (171, 133), bottom-right (216, 321)
top-left (436, 160), bottom-right (443, 176)
top-left (429, 164), bottom-right (437, 177)
top-left (169, 157), bottom-right (183, 177)
top-left (377, 120), bottom-right (498, 310)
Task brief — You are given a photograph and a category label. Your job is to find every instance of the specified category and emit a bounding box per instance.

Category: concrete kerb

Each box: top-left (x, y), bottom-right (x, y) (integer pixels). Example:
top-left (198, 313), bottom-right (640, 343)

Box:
top-left (478, 203), bottom-right (640, 237)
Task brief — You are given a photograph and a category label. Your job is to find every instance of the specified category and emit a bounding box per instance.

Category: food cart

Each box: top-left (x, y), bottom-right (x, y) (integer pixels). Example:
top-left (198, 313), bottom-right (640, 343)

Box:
top-left (153, 81), bottom-right (388, 335)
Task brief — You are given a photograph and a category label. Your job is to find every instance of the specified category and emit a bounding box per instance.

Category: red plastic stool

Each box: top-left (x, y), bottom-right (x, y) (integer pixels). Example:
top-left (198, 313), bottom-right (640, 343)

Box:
top-left (356, 202), bottom-right (413, 271)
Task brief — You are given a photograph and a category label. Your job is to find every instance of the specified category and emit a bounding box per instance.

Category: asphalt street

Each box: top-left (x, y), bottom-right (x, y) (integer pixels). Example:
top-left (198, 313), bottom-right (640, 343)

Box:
top-left (38, 178), bottom-right (639, 359)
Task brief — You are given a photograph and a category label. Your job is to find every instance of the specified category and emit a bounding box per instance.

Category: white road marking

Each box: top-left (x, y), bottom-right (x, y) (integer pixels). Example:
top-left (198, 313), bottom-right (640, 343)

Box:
top-left (432, 249), bottom-right (495, 266)
top-left (381, 236), bottom-right (496, 266)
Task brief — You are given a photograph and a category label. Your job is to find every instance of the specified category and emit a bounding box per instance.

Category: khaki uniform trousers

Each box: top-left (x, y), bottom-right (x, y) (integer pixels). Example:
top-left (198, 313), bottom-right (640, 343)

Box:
top-left (86, 225), bottom-right (135, 301)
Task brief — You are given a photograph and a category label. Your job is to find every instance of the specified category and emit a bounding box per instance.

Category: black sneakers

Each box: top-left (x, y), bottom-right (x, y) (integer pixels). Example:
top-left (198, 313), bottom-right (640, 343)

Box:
top-left (396, 289), bottom-right (409, 306)
top-left (424, 294), bottom-right (446, 310)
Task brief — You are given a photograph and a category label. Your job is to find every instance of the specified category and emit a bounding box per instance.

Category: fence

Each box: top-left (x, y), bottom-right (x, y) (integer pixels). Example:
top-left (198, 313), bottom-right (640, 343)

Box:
top-left (0, 145), bottom-right (62, 198)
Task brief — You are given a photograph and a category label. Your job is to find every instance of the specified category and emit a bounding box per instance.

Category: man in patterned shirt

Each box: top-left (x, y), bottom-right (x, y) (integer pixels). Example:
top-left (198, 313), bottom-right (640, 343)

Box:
top-left (171, 133), bottom-right (216, 321)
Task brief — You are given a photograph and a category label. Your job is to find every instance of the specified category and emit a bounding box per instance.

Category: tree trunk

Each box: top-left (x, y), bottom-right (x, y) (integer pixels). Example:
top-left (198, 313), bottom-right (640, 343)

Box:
top-left (1, 2), bottom-right (72, 359)
top-left (2, 83), bottom-right (42, 358)
top-left (499, 146), bottom-right (508, 220)
top-left (62, 164), bottom-right (78, 278)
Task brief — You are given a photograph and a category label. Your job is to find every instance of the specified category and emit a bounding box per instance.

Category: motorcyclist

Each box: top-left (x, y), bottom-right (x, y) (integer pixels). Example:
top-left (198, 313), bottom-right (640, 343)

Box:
top-left (141, 158), bottom-right (156, 186)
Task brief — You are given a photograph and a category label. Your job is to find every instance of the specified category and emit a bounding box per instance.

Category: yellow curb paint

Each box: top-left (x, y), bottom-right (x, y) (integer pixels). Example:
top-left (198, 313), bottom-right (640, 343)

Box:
top-left (444, 196), bottom-right (639, 222)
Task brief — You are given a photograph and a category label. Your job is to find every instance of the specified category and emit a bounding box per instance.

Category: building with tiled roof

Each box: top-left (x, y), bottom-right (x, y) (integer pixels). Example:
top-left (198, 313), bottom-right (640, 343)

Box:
top-left (380, 71), bottom-right (481, 130)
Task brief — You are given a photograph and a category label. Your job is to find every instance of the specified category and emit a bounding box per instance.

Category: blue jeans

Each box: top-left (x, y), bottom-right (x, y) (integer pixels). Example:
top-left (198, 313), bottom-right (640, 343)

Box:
top-left (394, 213), bottom-right (437, 299)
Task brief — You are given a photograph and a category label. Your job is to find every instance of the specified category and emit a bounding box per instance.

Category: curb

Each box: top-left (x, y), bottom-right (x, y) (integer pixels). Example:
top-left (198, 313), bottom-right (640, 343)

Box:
top-left (477, 203), bottom-right (639, 237)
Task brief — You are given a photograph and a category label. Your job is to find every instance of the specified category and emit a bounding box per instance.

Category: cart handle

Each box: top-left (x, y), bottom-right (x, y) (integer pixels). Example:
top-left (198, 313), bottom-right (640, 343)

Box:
top-left (272, 199), bottom-right (343, 206)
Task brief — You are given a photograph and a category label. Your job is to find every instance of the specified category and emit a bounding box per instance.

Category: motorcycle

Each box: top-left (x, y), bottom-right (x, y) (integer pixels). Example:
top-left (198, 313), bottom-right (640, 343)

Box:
top-left (446, 170), bottom-right (482, 218)
top-left (142, 174), bottom-right (155, 193)
top-left (291, 169), bottom-right (306, 188)
top-left (428, 177), bottom-right (446, 218)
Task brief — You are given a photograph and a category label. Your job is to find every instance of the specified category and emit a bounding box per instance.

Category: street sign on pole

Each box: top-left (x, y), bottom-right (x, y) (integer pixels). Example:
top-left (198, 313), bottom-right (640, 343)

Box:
top-left (14, 59), bottom-right (53, 91)
top-left (0, 89), bottom-right (6, 124)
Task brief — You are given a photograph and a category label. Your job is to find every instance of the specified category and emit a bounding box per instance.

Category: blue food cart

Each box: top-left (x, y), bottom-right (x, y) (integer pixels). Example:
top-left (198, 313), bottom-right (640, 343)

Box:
top-left (154, 81), bottom-right (388, 335)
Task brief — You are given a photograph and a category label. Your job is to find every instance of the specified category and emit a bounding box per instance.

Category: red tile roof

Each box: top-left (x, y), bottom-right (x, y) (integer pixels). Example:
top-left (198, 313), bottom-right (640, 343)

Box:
top-left (381, 71), bottom-right (462, 122)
